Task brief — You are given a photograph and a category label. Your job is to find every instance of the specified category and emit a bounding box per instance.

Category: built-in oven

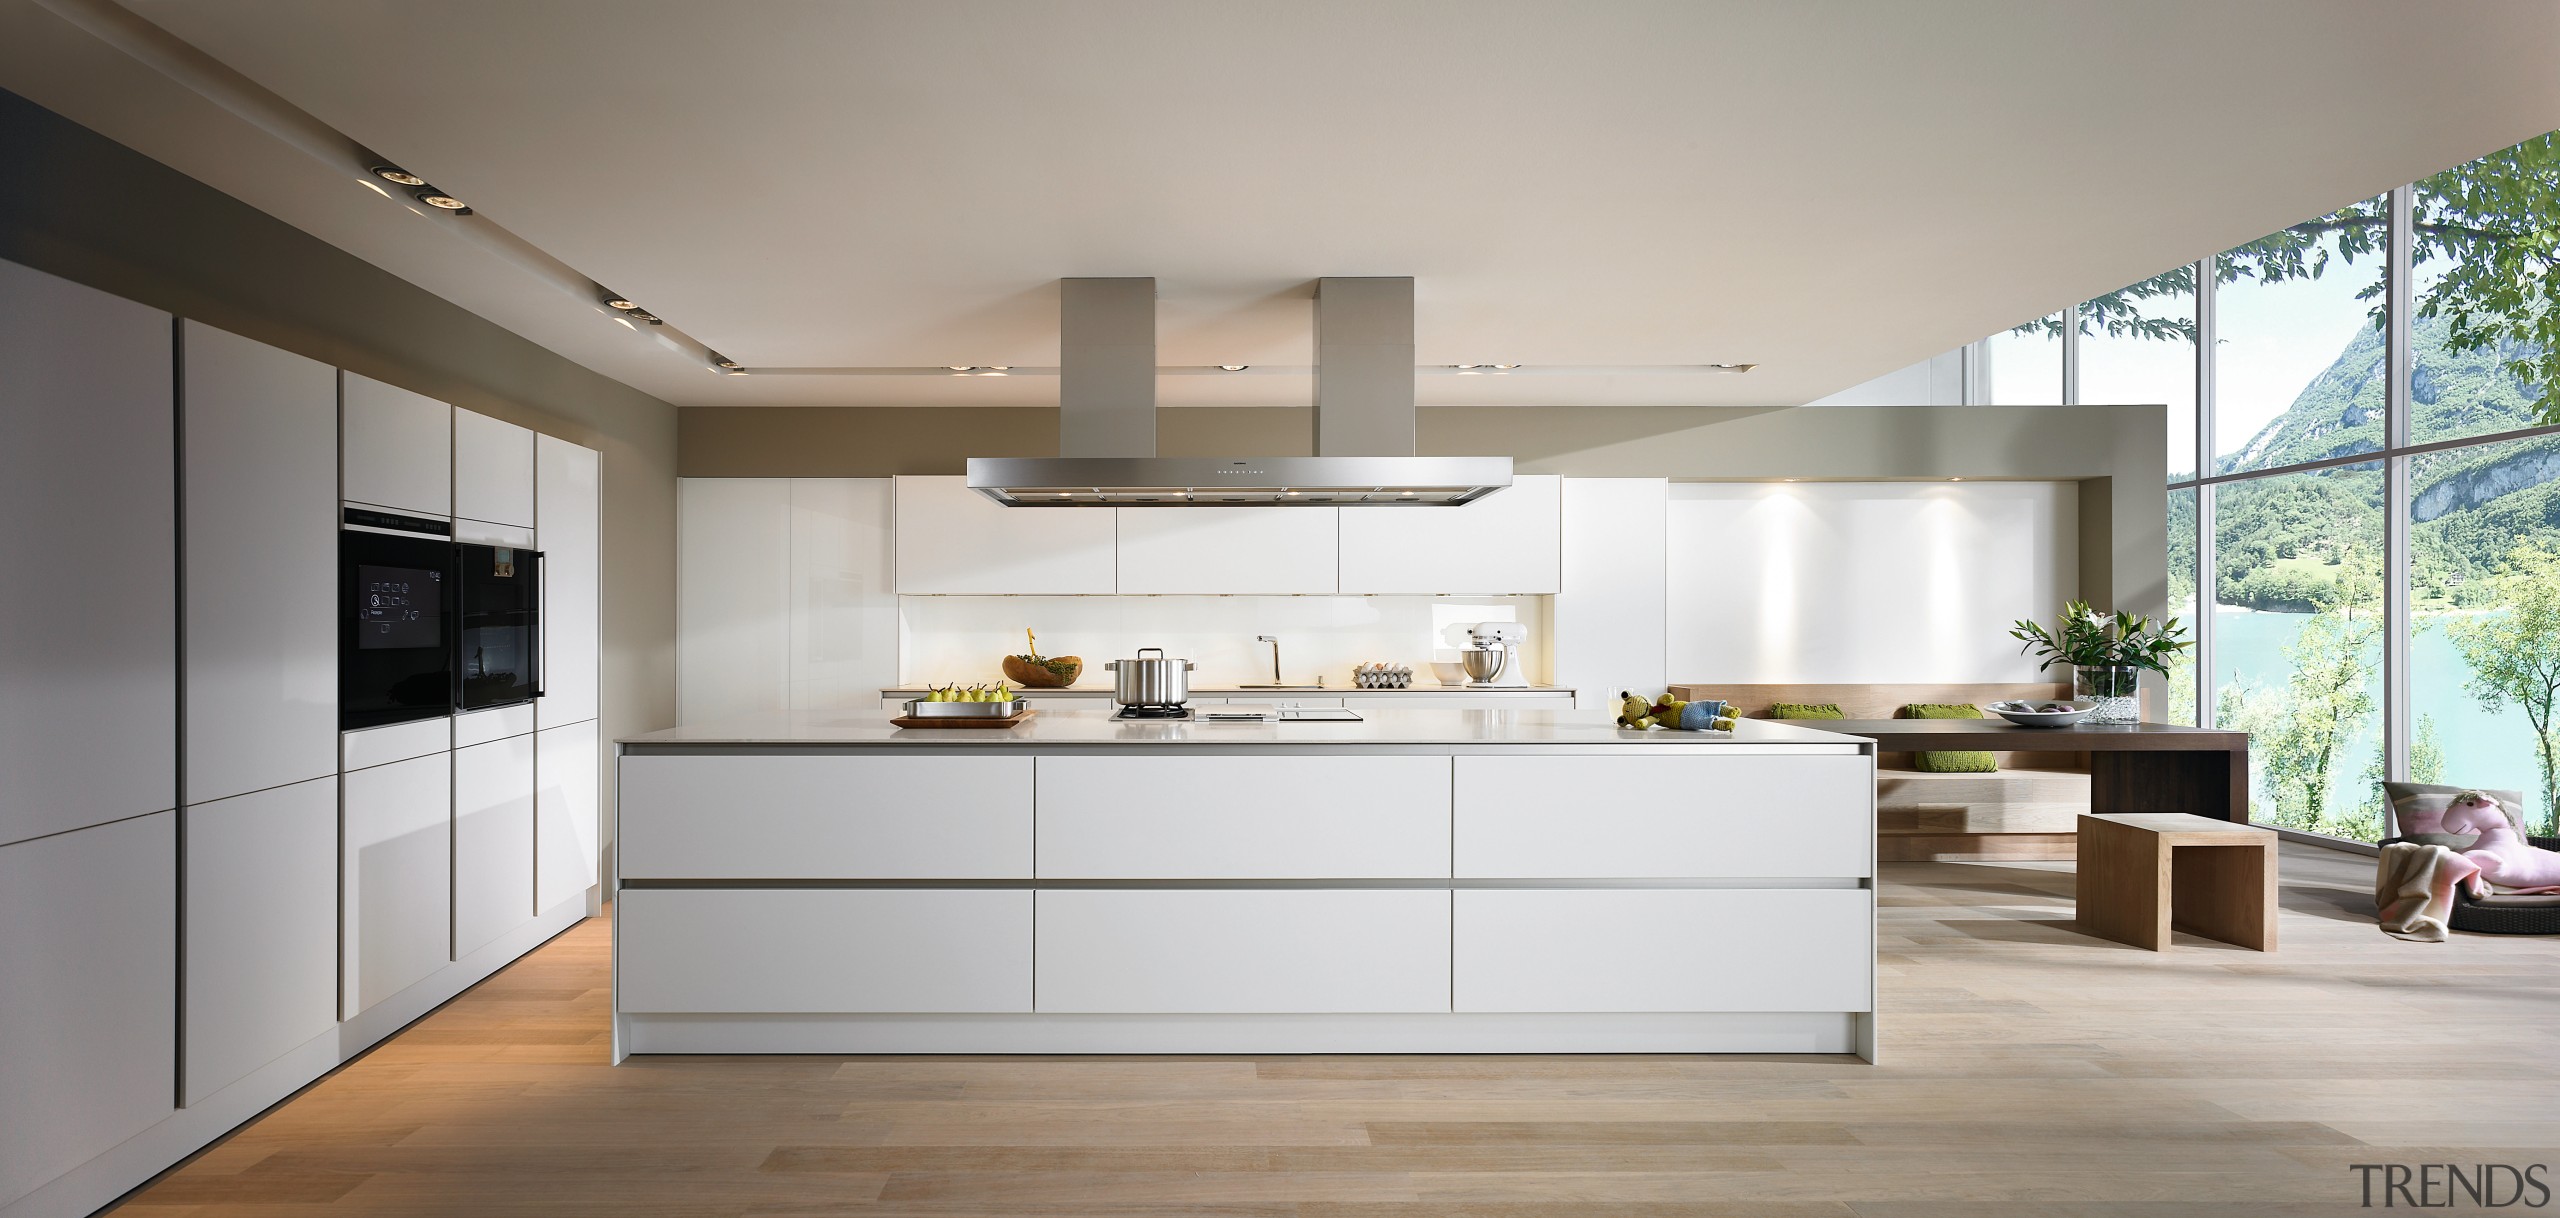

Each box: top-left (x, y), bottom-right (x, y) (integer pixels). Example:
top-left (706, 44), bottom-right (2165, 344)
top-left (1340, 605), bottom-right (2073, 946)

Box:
top-left (455, 541), bottom-right (541, 712)
top-left (340, 508), bottom-right (458, 730)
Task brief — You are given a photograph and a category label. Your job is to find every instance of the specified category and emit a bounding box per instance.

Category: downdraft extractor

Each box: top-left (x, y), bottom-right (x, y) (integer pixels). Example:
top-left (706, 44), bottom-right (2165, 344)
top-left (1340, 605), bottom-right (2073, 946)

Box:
top-left (967, 277), bottom-right (1512, 506)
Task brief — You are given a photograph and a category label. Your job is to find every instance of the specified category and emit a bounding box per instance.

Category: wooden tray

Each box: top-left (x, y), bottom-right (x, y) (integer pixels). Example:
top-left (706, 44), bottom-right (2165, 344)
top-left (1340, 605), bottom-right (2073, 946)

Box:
top-left (890, 708), bottom-right (1036, 729)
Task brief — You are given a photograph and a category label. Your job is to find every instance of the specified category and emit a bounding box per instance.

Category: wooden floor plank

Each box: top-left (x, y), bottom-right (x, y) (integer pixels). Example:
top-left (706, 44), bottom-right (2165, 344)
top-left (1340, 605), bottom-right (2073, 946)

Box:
top-left (105, 843), bottom-right (2560, 1216)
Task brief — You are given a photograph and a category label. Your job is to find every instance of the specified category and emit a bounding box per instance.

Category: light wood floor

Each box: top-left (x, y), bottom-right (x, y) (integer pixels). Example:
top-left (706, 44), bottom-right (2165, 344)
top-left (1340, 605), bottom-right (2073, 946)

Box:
top-left (114, 845), bottom-right (2560, 1217)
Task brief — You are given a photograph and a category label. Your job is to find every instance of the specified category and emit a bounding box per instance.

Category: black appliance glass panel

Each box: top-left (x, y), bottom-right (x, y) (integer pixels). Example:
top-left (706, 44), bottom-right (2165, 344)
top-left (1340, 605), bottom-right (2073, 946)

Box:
top-left (456, 542), bottom-right (541, 711)
top-left (340, 526), bottom-right (456, 730)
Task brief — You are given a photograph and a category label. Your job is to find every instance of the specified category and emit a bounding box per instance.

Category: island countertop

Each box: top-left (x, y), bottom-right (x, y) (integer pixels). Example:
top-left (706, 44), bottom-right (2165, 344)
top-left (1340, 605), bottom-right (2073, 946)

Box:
top-left (620, 707), bottom-right (1871, 751)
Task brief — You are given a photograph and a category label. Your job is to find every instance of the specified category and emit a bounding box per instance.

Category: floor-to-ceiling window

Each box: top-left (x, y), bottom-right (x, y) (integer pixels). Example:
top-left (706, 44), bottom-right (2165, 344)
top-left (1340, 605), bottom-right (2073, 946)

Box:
top-left (1998, 132), bottom-right (2560, 843)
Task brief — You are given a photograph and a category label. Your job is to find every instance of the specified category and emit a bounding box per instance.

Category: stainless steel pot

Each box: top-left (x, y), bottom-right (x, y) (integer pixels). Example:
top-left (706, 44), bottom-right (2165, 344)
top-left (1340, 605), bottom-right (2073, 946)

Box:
top-left (1105, 647), bottom-right (1194, 706)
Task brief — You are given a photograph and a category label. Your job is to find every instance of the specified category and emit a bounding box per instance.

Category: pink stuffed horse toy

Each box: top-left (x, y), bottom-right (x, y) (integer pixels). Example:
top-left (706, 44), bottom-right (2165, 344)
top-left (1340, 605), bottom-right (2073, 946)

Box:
top-left (2442, 791), bottom-right (2560, 895)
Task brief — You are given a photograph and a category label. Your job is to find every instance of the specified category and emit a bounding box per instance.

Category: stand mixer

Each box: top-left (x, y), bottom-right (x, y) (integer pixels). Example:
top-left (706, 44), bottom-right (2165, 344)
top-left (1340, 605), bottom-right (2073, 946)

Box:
top-left (1456, 621), bottom-right (1527, 687)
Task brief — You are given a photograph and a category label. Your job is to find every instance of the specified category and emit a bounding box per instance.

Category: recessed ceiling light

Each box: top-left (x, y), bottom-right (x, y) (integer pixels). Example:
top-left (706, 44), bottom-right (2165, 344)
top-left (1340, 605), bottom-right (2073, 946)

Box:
top-left (986, 365), bottom-right (1012, 371)
top-left (1218, 364), bottom-right (1249, 371)
top-left (1453, 364), bottom-right (1483, 370)
top-left (1707, 362), bottom-right (1757, 373)
top-left (603, 296), bottom-right (639, 311)
top-left (413, 190), bottom-right (471, 214)
top-left (629, 310), bottom-right (663, 325)
top-left (1492, 364), bottom-right (1523, 370)
top-left (370, 165), bottom-right (426, 187)
top-left (711, 354), bottom-right (744, 371)
top-left (946, 365), bottom-right (973, 372)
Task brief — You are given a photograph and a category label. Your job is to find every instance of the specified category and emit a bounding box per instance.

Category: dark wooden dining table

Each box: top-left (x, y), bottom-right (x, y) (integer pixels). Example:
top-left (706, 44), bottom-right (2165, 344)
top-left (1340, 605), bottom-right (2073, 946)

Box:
top-left (1814, 720), bottom-right (2253, 824)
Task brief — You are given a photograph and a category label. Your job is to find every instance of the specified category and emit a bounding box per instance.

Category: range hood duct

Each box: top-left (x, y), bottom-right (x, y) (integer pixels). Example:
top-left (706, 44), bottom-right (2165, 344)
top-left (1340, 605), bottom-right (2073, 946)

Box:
top-left (967, 276), bottom-right (1512, 506)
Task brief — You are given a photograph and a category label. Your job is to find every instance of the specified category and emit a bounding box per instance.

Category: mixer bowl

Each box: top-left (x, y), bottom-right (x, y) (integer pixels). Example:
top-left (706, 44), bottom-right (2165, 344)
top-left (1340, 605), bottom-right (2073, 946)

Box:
top-left (1459, 648), bottom-right (1506, 682)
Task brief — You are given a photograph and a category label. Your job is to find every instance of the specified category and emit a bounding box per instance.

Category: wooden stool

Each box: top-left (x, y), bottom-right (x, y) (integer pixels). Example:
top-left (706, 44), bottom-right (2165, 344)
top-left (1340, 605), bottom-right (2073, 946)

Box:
top-left (2076, 813), bottom-right (2278, 951)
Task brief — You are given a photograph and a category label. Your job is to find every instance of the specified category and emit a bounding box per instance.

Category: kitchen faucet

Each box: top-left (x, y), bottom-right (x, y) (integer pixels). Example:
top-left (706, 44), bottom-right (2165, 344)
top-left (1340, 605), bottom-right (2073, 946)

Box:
top-left (1253, 635), bottom-right (1282, 686)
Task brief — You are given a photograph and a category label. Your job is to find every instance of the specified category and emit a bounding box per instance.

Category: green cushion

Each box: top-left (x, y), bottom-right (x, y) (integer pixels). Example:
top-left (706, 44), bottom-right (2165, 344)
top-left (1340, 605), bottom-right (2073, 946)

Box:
top-left (1901, 702), bottom-right (1997, 773)
top-left (1766, 702), bottom-right (1844, 719)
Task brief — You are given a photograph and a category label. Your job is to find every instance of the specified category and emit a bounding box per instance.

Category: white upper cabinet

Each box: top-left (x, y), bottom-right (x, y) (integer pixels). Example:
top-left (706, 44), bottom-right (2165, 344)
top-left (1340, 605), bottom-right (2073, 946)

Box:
top-left (454, 408), bottom-right (535, 529)
top-left (341, 371), bottom-right (450, 517)
top-left (1115, 507), bottom-right (1340, 595)
top-left (892, 475), bottom-right (1115, 595)
top-left (182, 322), bottom-right (339, 805)
top-left (1554, 477), bottom-right (1668, 710)
top-left (0, 259), bottom-right (177, 849)
top-left (535, 434), bottom-right (600, 729)
top-left (789, 479), bottom-right (899, 709)
top-left (679, 478), bottom-right (791, 722)
top-left (1338, 473), bottom-right (1562, 594)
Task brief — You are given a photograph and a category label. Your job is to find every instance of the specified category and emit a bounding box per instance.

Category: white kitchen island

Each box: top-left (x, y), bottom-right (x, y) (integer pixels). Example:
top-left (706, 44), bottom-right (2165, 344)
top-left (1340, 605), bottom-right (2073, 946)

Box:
top-left (613, 709), bottom-right (1880, 1061)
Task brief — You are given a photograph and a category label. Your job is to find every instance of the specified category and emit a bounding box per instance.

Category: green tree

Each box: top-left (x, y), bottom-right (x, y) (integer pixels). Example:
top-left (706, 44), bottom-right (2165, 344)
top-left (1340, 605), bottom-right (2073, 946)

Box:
top-left (2446, 542), bottom-right (2560, 833)
top-left (2037, 131), bottom-right (2560, 424)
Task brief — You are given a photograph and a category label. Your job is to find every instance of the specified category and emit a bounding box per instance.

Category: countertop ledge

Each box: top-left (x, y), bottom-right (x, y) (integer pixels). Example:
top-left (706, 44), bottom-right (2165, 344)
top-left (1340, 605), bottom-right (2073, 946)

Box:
top-left (621, 708), bottom-right (1871, 750)
top-left (878, 685), bottom-right (1575, 697)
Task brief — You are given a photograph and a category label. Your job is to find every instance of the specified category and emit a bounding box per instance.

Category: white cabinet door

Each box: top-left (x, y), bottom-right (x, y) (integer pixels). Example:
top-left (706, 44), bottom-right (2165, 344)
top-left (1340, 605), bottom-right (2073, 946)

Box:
top-left (1454, 889), bottom-right (1873, 1013)
top-left (1035, 890), bottom-right (1451, 1013)
top-left (535, 721), bottom-right (599, 911)
top-left (678, 478), bottom-right (790, 722)
top-left (0, 814), bottom-right (175, 1208)
top-left (535, 435), bottom-right (599, 729)
top-left (619, 753), bottom-right (1032, 879)
top-left (618, 888), bottom-right (1032, 1013)
top-left (1034, 755), bottom-right (1448, 878)
top-left (0, 259), bottom-right (176, 848)
top-left (1454, 753), bottom-right (1873, 879)
top-left (341, 371), bottom-right (450, 517)
top-left (1339, 473), bottom-right (1561, 594)
top-left (453, 408), bottom-right (535, 529)
top-left (1554, 478), bottom-right (1667, 710)
top-left (183, 776), bottom-right (336, 1105)
top-left (343, 751), bottom-right (450, 1018)
top-left (789, 479), bottom-right (898, 710)
top-left (182, 321), bottom-right (339, 805)
top-left (892, 475), bottom-right (1115, 594)
top-left (1114, 507), bottom-right (1339, 594)
top-left (454, 733), bottom-right (536, 959)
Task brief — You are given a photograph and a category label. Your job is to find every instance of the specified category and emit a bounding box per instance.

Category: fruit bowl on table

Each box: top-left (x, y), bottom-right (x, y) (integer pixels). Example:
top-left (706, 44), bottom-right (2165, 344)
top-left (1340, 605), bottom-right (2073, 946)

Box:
top-left (1986, 699), bottom-right (2100, 727)
top-left (902, 699), bottom-right (1030, 718)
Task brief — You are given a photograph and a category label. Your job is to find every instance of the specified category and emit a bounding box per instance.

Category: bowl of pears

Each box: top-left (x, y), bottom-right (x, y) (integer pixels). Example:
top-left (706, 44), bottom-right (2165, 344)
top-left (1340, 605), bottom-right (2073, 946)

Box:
top-left (905, 683), bottom-right (1026, 717)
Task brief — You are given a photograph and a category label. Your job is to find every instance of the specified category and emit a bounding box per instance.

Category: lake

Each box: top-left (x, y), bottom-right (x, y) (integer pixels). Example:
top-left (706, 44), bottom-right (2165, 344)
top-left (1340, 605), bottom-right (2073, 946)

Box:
top-left (2214, 605), bottom-right (2547, 822)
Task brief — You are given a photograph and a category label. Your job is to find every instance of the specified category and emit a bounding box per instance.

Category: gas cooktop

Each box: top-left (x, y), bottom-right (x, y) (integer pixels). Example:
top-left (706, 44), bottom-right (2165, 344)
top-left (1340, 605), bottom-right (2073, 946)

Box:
top-left (1111, 704), bottom-right (1193, 721)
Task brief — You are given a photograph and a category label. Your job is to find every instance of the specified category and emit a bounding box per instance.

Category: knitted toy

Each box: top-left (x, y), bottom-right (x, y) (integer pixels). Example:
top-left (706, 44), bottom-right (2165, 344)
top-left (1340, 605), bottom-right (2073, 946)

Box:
top-left (2441, 791), bottom-right (2560, 895)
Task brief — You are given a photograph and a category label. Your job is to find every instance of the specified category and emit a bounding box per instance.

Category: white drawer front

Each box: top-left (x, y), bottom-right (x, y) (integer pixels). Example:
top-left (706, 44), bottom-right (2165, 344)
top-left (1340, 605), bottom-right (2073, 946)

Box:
top-left (1455, 754), bottom-right (1872, 878)
top-left (618, 754), bottom-right (1031, 878)
top-left (1036, 890), bottom-right (1450, 1013)
top-left (617, 888), bottom-right (1031, 1013)
top-left (1035, 755), bottom-right (1449, 878)
top-left (1455, 889), bottom-right (1872, 1013)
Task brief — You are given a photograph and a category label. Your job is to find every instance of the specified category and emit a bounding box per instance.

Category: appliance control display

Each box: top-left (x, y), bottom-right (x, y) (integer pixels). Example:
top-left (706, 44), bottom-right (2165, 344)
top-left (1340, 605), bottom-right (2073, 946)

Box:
top-left (359, 564), bottom-right (443, 649)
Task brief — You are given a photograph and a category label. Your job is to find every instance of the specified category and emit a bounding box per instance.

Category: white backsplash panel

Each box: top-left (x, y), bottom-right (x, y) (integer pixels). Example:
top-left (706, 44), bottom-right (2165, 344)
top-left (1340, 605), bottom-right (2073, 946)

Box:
top-left (899, 595), bottom-right (1551, 689)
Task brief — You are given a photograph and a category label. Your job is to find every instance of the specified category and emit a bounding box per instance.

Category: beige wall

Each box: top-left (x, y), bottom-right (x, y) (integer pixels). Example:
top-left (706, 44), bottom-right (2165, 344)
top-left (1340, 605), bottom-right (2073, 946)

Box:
top-left (1, 87), bottom-right (679, 831)
top-left (681, 402), bottom-right (2170, 617)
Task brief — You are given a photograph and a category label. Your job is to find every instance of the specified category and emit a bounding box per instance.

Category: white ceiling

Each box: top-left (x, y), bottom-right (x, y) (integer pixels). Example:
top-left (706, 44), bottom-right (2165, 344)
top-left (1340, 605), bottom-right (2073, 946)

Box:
top-left (7, 0), bottom-right (2559, 411)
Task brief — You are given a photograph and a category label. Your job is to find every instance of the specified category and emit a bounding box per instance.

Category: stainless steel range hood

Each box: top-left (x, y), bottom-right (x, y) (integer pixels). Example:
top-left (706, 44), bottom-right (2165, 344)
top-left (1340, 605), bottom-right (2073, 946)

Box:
top-left (967, 277), bottom-right (1512, 506)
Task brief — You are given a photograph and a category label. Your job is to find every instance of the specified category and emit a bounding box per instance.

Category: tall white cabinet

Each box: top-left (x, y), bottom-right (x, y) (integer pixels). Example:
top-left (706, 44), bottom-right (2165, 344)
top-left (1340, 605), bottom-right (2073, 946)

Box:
top-left (177, 321), bottom-right (342, 1109)
top-left (0, 260), bottom-right (176, 849)
top-left (679, 479), bottom-right (898, 722)
top-left (181, 321), bottom-right (339, 803)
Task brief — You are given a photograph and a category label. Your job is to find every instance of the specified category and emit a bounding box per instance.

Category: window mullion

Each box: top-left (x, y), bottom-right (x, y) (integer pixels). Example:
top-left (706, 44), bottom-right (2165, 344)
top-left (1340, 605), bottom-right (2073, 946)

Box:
top-left (2382, 186), bottom-right (2414, 815)
top-left (2194, 258), bottom-right (2218, 731)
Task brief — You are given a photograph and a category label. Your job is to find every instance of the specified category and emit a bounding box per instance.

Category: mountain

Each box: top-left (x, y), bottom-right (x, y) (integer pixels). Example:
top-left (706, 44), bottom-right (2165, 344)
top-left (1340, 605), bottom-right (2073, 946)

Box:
top-left (2213, 312), bottom-right (2555, 610)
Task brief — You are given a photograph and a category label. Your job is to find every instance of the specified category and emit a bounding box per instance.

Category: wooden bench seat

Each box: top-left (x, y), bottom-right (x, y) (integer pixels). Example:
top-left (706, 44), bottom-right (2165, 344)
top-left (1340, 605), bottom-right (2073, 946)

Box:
top-left (1669, 682), bottom-right (2093, 862)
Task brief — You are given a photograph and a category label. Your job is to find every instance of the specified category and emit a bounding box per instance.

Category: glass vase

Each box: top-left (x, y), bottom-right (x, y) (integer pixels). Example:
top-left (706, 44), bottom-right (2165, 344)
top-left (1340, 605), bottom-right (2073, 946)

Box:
top-left (2074, 664), bottom-right (2142, 725)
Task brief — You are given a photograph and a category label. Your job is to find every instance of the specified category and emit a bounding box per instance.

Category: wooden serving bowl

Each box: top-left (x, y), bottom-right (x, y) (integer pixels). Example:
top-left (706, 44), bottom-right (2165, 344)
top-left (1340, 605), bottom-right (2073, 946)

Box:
top-left (1002, 654), bottom-right (1081, 688)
